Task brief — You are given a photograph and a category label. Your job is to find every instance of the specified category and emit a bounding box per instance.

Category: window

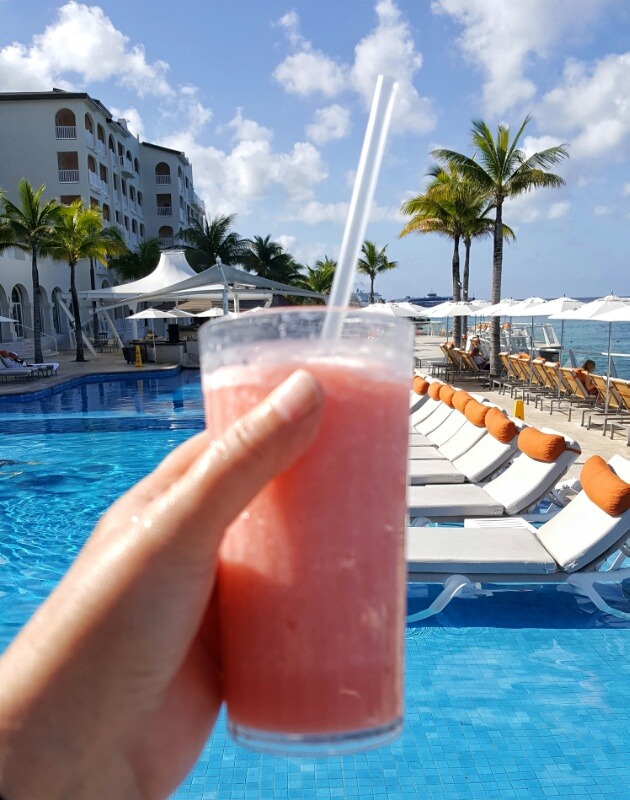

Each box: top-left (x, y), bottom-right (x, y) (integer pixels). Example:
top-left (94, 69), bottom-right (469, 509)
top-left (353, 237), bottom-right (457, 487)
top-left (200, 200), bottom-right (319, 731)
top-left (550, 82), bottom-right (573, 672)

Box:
top-left (60, 195), bottom-right (80, 205)
top-left (124, 216), bottom-right (129, 230)
top-left (113, 174), bottom-right (119, 190)
top-left (55, 108), bottom-right (76, 139)
top-left (137, 191), bottom-right (143, 207)
top-left (134, 157), bottom-right (140, 174)
top-left (131, 219), bottom-right (138, 234)
top-left (115, 210), bottom-right (121, 223)
top-left (102, 204), bottom-right (111, 221)
top-left (11, 286), bottom-right (25, 338)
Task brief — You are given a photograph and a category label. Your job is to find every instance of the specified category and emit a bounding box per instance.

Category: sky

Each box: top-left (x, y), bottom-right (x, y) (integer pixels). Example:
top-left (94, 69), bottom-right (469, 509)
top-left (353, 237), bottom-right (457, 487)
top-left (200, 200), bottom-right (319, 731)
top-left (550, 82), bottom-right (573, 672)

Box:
top-left (1, 0), bottom-right (629, 301)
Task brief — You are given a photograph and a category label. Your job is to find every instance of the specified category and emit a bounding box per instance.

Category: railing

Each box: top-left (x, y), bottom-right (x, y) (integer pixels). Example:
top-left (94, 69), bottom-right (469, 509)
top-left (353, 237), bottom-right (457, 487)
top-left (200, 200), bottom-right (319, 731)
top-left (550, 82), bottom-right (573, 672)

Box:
top-left (58, 169), bottom-right (79, 183)
top-left (157, 206), bottom-right (172, 216)
top-left (192, 191), bottom-right (205, 210)
top-left (55, 125), bottom-right (76, 139)
top-left (85, 132), bottom-right (96, 149)
top-left (155, 174), bottom-right (171, 184)
top-left (159, 237), bottom-right (174, 248)
top-left (88, 172), bottom-right (100, 189)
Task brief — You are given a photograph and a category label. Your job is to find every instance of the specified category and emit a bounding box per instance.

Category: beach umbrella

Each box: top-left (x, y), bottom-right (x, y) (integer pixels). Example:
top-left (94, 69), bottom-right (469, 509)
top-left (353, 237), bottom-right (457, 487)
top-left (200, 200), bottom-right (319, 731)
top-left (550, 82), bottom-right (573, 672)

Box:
top-left (0, 315), bottom-right (14, 324)
top-left (168, 308), bottom-right (196, 318)
top-left (126, 308), bottom-right (177, 320)
top-left (390, 301), bottom-right (431, 316)
top-left (196, 307), bottom-right (228, 318)
top-left (550, 295), bottom-right (630, 413)
top-left (360, 302), bottom-right (420, 318)
top-left (524, 297), bottom-right (583, 368)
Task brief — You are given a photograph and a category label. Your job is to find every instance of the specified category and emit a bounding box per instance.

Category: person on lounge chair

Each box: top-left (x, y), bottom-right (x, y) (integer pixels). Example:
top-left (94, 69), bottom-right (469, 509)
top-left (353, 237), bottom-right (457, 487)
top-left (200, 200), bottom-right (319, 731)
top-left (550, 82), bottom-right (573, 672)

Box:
top-left (578, 359), bottom-right (598, 396)
top-left (0, 349), bottom-right (24, 365)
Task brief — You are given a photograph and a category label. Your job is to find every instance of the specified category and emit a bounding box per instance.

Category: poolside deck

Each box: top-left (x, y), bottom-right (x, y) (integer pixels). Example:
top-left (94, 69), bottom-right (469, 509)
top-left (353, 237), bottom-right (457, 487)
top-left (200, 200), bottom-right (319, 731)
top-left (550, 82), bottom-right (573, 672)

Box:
top-left (1, 338), bottom-right (627, 476)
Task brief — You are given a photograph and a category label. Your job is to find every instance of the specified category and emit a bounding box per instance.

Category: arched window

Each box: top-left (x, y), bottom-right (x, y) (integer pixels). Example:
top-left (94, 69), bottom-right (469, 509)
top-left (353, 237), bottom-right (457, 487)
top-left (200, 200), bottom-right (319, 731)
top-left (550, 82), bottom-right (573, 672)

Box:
top-left (137, 191), bottom-right (143, 207)
top-left (84, 113), bottom-right (94, 134)
top-left (155, 162), bottom-right (171, 184)
top-left (55, 108), bottom-right (76, 139)
top-left (134, 157), bottom-right (140, 173)
top-left (131, 219), bottom-right (138, 234)
top-left (129, 185), bottom-right (135, 202)
top-left (87, 155), bottom-right (97, 173)
top-left (121, 179), bottom-right (127, 197)
top-left (11, 286), bottom-right (25, 338)
top-left (97, 124), bottom-right (106, 149)
top-left (102, 204), bottom-right (111, 221)
top-left (108, 134), bottom-right (115, 153)
top-left (158, 226), bottom-right (174, 247)
top-left (140, 223), bottom-right (145, 238)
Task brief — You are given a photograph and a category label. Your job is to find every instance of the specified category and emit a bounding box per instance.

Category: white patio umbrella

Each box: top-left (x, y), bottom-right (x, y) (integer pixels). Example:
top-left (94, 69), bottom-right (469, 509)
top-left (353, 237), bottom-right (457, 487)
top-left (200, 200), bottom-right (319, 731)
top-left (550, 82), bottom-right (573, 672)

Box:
top-left (426, 300), bottom-right (487, 345)
top-left (360, 302), bottom-right (420, 318)
top-left (523, 297), bottom-right (583, 367)
top-left (390, 301), bottom-right (431, 316)
top-left (168, 308), bottom-right (196, 318)
top-left (550, 295), bottom-right (630, 413)
top-left (126, 308), bottom-right (177, 320)
top-left (126, 308), bottom-right (177, 361)
top-left (0, 315), bottom-right (14, 324)
top-left (196, 307), bottom-right (228, 318)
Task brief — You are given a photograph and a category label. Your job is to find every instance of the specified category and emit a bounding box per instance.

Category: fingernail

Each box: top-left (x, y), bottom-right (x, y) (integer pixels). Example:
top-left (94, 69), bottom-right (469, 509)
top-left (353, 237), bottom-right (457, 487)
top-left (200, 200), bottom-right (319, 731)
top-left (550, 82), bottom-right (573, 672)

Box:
top-left (268, 369), bottom-right (323, 423)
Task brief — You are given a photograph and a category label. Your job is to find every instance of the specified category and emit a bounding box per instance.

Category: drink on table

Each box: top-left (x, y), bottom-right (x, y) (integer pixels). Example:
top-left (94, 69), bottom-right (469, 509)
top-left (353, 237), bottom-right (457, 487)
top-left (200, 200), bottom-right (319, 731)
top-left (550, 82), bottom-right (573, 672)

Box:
top-left (200, 308), bottom-right (413, 755)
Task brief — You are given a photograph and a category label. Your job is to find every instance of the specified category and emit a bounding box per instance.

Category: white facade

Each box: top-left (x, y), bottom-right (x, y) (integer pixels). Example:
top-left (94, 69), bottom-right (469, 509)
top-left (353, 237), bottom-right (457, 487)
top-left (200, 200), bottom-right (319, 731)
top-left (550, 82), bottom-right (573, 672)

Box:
top-left (0, 89), bottom-right (205, 352)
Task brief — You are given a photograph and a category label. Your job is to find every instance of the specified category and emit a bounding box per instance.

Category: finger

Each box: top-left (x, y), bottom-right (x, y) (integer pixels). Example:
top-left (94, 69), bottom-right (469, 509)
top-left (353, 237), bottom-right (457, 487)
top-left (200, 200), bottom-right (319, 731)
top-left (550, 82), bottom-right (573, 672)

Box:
top-left (107, 431), bottom-right (212, 520)
top-left (144, 368), bottom-right (323, 559)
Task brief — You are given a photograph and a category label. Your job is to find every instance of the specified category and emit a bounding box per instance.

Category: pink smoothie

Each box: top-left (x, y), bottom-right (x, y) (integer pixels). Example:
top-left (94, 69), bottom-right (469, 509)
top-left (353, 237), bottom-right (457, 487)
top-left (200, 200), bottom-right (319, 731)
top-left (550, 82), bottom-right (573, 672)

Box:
top-left (204, 357), bottom-right (408, 737)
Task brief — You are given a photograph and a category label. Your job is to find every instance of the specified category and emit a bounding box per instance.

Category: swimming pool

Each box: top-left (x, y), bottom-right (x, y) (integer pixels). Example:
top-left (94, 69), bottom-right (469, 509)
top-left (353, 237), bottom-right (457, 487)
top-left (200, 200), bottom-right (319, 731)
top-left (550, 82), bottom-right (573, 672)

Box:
top-left (1, 373), bottom-right (628, 800)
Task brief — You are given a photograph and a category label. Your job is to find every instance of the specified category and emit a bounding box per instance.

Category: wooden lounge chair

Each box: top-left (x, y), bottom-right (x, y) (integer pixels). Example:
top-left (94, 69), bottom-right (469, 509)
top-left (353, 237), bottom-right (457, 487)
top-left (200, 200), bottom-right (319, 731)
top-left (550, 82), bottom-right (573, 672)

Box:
top-left (406, 455), bottom-right (630, 621)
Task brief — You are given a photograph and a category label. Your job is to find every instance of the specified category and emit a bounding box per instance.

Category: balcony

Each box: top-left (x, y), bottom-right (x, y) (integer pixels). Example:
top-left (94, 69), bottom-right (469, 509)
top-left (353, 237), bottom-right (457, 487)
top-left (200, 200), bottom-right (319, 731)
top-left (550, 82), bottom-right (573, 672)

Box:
top-left (56, 125), bottom-right (77, 139)
top-left (157, 206), bottom-right (173, 217)
top-left (121, 160), bottom-right (134, 178)
top-left (59, 169), bottom-right (79, 183)
top-left (159, 237), bottom-right (174, 248)
top-left (155, 174), bottom-right (171, 185)
top-left (85, 132), bottom-right (97, 151)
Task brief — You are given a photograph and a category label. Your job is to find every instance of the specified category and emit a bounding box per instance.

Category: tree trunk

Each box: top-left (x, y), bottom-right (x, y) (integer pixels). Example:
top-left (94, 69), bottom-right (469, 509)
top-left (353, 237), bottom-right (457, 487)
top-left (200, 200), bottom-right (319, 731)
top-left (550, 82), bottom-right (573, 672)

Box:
top-left (90, 256), bottom-right (99, 342)
top-left (31, 247), bottom-right (43, 364)
top-left (490, 200), bottom-right (504, 374)
top-left (70, 261), bottom-right (86, 362)
top-left (461, 236), bottom-right (471, 346)
top-left (369, 275), bottom-right (375, 304)
top-left (451, 234), bottom-right (461, 346)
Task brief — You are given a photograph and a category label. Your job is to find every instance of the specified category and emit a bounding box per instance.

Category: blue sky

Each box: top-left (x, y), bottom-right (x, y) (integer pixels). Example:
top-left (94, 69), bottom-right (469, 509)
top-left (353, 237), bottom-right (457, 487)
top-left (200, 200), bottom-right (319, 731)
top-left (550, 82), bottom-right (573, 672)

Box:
top-left (1, 0), bottom-right (629, 300)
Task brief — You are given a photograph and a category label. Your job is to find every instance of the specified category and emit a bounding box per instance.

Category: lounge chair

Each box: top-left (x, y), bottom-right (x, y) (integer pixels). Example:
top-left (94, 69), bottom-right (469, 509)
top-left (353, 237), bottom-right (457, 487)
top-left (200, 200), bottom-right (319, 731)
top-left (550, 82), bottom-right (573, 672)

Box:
top-left (408, 405), bottom-right (523, 486)
top-left (406, 454), bottom-right (630, 621)
top-left (408, 427), bottom-right (581, 519)
top-left (0, 359), bottom-right (37, 382)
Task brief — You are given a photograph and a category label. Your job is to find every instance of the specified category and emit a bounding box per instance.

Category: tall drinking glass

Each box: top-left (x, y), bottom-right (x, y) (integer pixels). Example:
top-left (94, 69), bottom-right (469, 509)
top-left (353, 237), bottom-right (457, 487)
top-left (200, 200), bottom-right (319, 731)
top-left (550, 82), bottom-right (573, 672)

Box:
top-left (200, 308), bottom-right (413, 755)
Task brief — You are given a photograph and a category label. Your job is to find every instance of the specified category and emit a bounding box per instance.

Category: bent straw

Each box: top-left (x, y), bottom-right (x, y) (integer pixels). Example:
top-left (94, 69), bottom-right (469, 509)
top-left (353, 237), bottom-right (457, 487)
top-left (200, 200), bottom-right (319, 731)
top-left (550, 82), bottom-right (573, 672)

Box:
top-left (323, 75), bottom-right (398, 338)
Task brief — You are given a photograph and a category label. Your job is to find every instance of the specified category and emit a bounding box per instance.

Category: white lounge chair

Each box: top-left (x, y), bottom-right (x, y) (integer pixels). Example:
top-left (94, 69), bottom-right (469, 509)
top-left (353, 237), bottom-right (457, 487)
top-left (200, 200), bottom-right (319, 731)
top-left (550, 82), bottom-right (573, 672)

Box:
top-left (408, 409), bottom-right (524, 486)
top-left (406, 454), bottom-right (630, 621)
top-left (0, 359), bottom-right (37, 382)
top-left (408, 428), bottom-right (581, 519)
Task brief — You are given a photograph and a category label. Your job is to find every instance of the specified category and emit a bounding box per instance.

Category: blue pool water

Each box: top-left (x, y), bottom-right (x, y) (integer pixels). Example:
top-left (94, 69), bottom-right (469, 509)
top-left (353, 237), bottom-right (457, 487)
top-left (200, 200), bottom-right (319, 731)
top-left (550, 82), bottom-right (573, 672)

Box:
top-left (0, 373), bottom-right (629, 800)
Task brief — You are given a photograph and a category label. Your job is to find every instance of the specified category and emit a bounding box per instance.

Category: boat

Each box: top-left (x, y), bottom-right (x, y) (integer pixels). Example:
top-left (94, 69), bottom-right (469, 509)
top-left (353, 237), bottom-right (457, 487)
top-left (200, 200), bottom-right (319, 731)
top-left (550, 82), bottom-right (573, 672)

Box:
top-left (394, 290), bottom-right (452, 308)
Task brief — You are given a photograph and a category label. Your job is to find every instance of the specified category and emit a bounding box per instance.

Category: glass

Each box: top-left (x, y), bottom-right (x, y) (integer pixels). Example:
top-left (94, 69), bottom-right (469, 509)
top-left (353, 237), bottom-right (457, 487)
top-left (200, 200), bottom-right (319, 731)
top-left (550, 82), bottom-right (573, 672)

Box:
top-left (199, 308), bottom-right (413, 755)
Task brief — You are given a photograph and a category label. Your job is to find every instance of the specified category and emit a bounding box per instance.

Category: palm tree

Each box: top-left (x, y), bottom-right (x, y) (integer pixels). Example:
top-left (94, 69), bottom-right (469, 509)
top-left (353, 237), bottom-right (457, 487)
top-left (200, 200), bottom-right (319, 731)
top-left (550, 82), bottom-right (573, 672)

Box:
top-left (400, 164), bottom-right (494, 344)
top-left (357, 241), bottom-right (398, 304)
top-left (179, 214), bottom-right (249, 272)
top-left (109, 237), bottom-right (160, 282)
top-left (294, 256), bottom-right (336, 302)
top-left (0, 180), bottom-right (63, 363)
top-left (47, 201), bottom-right (126, 362)
top-left (432, 116), bottom-right (568, 372)
top-left (241, 235), bottom-right (303, 284)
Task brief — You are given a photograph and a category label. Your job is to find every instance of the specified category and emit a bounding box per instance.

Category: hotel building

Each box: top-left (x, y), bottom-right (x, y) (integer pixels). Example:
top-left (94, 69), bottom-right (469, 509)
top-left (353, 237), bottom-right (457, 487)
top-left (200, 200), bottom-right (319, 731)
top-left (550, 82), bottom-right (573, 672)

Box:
top-left (0, 89), bottom-right (205, 353)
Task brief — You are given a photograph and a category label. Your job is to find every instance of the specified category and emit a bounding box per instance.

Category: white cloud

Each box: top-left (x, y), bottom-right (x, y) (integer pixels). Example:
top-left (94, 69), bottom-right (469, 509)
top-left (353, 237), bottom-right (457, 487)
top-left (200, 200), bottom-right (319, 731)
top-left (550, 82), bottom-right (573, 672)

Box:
top-left (623, 183), bottom-right (630, 196)
top-left (161, 110), bottom-right (327, 216)
top-left (504, 192), bottom-right (570, 225)
top-left (539, 53), bottom-right (630, 159)
top-left (275, 234), bottom-right (331, 267)
top-left (521, 135), bottom-right (566, 158)
top-left (274, 1), bottom-right (436, 135)
top-left (109, 106), bottom-right (145, 140)
top-left (0, 1), bottom-right (172, 96)
top-left (305, 104), bottom-right (351, 145)
top-left (282, 198), bottom-right (400, 225)
top-left (431, 0), bottom-right (611, 115)
top-left (594, 204), bottom-right (614, 215)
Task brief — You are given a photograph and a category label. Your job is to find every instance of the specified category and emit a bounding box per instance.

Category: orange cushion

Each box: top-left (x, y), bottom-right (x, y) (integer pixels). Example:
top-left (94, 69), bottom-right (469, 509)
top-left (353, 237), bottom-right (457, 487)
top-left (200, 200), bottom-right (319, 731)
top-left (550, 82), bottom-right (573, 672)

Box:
top-left (427, 382), bottom-right (442, 400)
top-left (547, 361), bottom-right (560, 368)
top-left (517, 428), bottom-right (566, 462)
top-left (452, 390), bottom-right (473, 414)
top-left (464, 399), bottom-right (490, 427)
top-left (580, 455), bottom-right (630, 516)
top-left (484, 406), bottom-right (518, 443)
top-left (519, 353), bottom-right (531, 361)
top-left (412, 376), bottom-right (429, 395)
top-left (439, 384), bottom-right (457, 407)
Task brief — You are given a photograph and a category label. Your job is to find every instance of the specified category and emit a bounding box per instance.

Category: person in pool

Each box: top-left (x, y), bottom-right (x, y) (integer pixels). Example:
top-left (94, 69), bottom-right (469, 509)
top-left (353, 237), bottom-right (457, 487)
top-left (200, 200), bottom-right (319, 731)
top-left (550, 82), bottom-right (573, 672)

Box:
top-left (0, 371), bottom-right (324, 800)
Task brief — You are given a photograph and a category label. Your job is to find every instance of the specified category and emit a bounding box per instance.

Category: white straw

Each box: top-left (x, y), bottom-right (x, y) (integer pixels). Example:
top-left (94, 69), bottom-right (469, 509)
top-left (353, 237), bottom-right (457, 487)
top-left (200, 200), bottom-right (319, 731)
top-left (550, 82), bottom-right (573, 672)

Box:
top-left (323, 75), bottom-right (398, 337)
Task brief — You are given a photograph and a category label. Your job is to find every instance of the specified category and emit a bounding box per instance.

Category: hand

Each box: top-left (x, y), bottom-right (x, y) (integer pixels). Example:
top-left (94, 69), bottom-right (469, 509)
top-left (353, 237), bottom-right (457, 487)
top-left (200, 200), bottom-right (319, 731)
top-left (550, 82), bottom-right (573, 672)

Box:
top-left (0, 370), bottom-right (323, 800)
